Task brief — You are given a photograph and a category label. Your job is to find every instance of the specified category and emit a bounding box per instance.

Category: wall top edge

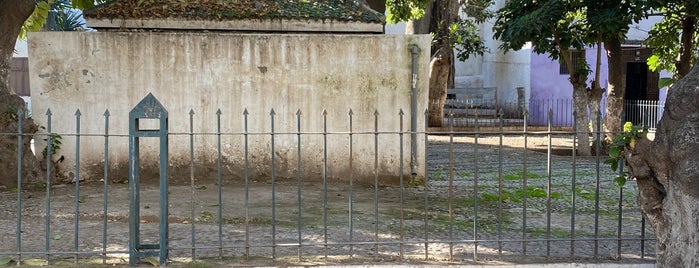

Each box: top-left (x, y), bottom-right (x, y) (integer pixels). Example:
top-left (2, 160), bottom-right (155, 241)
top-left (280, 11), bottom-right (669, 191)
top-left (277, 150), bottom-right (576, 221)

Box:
top-left (85, 18), bottom-right (384, 33)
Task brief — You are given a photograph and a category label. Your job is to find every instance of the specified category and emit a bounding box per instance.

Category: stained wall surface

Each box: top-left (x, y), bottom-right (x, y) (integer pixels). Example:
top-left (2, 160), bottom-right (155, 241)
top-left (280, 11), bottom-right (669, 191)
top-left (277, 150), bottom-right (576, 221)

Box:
top-left (28, 32), bottom-right (430, 183)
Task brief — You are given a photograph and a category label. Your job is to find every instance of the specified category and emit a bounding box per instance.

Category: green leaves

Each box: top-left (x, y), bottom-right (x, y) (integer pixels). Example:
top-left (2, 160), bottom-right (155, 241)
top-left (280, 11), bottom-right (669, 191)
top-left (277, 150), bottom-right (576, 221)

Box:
top-left (386, 0), bottom-right (431, 23)
top-left (71, 0), bottom-right (96, 10)
top-left (493, 0), bottom-right (572, 53)
top-left (658, 77), bottom-right (677, 89)
top-left (644, 2), bottom-right (699, 78)
top-left (0, 257), bottom-right (12, 265)
top-left (614, 175), bottom-right (627, 187)
top-left (605, 122), bottom-right (648, 187)
top-left (645, 15), bottom-right (683, 75)
top-left (19, 0), bottom-right (51, 40)
top-left (19, 0), bottom-right (94, 40)
top-left (450, 19), bottom-right (489, 61)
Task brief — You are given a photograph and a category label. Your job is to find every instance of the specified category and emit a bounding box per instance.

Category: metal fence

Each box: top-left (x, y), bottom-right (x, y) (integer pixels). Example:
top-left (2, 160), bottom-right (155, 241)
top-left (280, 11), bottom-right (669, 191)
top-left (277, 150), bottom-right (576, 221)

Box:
top-left (624, 100), bottom-right (664, 131)
top-left (1, 102), bottom-right (656, 266)
top-left (442, 98), bottom-right (663, 130)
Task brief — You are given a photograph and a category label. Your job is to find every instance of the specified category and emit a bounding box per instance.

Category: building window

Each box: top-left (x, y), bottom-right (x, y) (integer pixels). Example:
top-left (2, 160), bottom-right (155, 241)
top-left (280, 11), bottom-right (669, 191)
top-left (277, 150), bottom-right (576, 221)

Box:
top-left (559, 50), bottom-right (585, 75)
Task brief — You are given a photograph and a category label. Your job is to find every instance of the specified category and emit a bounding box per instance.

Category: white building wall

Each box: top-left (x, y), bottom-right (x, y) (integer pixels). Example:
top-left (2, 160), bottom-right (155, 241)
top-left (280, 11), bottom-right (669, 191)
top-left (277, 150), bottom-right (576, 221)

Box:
top-left (14, 39), bottom-right (28, 57)
top-left (384, 0), bottom-right (531, 110)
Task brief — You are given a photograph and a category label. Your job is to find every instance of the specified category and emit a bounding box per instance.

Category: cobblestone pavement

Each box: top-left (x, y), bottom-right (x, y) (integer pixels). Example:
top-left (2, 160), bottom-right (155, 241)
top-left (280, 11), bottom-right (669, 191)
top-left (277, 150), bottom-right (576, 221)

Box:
top-left (0, 136), bottom-right (656, 266)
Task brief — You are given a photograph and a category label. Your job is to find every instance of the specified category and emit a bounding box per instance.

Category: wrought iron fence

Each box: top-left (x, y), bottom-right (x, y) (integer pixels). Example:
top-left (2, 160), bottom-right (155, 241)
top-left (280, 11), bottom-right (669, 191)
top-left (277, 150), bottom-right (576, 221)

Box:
top-left (624, 100), bottom-right (664, 131)
top-left (440, 98), bottom-right (663, 130)
top-left (0, 102), bottom-right (657, 266)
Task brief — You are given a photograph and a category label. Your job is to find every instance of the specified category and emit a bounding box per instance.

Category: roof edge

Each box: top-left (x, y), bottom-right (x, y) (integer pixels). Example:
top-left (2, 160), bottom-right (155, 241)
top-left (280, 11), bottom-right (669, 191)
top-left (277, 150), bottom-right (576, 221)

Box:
top-left (86, 18), bottom-right (384, 33)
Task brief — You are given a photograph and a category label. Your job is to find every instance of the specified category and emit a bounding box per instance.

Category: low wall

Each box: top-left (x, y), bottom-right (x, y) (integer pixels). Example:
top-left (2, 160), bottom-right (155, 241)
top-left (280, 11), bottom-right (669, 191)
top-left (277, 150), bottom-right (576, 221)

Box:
top-left (28, 32), bottom-right (430, 184)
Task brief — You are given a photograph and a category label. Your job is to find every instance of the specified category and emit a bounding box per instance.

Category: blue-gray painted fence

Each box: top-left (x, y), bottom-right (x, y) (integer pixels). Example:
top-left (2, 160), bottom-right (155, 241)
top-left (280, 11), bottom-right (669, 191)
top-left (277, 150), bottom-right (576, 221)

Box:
top-left (1, 96), bottom-right (657, 266)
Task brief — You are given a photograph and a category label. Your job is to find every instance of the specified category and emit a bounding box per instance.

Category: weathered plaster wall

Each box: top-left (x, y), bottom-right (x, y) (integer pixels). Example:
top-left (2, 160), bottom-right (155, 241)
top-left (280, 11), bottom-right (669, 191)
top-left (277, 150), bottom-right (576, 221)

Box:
top-left (28, 32), bottom-right (430, 184)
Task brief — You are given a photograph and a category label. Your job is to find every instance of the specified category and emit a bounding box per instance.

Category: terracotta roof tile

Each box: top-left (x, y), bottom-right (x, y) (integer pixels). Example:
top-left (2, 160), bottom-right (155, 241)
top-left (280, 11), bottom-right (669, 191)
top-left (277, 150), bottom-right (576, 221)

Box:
top-left (83, 0), bottom-right (384, 23)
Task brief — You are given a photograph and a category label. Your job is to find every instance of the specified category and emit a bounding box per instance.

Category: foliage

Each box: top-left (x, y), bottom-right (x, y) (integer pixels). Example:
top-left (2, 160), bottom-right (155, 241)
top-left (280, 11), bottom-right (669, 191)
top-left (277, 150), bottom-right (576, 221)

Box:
top-left (19, 0), bottom-right (52, 40)
top-left (387, 0), bottom-right (492, 60)
top-left (604, 122), bottom-right (648, 187)
top-left (19, 0), bottom-right (95, 39)
top-left (40, 126), bottom-right (62, 160)
top-left (493, 0), bottom-right (584, 60)
top-left (0, 256), bottom-right (12, 265)
top-left (645, 9), bottom-right (699, 77)
top-left (493, 0), bottom-right (644, 66)
top-left (385, 0), bottom-right (431, 23)
top-left (434, 19), bottom-right (489, 61)
top-left (658, 77), bottom-right (677, 88)
top-left (51, 2), bottom-right (87, 31)
top-left (462, 0), bottom-right (494, 24)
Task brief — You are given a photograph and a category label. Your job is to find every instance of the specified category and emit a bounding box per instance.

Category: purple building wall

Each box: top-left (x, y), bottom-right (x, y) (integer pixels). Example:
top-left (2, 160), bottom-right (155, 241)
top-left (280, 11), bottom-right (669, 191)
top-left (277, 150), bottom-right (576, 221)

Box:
top-left (530, 46), bottom-right (670, 128)
top-left (530, 46), bottom-right (607, 126)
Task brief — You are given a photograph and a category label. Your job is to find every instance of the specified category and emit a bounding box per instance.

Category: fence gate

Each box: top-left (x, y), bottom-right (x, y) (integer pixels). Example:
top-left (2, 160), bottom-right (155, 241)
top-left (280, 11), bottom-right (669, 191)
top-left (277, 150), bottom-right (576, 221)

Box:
top-left (128, 93), bottom-right (169, 266)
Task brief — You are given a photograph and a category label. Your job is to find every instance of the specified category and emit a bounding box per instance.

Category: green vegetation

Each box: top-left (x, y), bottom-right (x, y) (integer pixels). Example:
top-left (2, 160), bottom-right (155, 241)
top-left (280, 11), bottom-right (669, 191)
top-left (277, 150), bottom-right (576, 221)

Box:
top-left (429, 170), bottom-right (446, 181)
top-left (605, 122), bottom-right (647, 186)
top-left (503, 170), bottom-right (546, 181)
top-left (481, 187), bottom-right (563, 204)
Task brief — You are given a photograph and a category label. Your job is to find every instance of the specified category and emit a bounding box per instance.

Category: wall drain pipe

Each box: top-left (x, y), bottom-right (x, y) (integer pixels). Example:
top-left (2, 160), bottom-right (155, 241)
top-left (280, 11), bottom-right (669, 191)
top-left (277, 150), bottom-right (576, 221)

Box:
top-left (410, 44), bottom-right (420, 177)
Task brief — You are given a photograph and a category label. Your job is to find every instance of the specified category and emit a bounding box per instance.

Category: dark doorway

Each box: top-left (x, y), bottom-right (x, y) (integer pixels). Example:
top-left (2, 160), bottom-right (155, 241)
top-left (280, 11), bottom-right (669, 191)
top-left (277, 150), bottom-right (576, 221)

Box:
top-left (625, 62), bottom-right (648, 100)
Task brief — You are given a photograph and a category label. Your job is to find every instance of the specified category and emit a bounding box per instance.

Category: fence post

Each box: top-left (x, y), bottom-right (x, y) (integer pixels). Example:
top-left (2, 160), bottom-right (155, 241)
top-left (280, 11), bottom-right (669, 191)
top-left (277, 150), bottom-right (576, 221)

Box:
top-left (128, 93), bottom-right (169, 267)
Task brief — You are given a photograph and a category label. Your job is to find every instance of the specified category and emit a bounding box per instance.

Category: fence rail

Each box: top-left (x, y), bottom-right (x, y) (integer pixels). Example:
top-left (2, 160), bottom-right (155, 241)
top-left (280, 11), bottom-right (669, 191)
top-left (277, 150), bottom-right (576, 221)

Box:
top-left (0, 104), bottom-right (656, 266)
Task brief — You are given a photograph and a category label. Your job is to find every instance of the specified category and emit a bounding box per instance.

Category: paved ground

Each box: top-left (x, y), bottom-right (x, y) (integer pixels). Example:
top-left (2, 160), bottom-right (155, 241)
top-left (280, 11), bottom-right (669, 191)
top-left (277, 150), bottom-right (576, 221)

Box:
top-left (0, 135), bottom-right (656, 267)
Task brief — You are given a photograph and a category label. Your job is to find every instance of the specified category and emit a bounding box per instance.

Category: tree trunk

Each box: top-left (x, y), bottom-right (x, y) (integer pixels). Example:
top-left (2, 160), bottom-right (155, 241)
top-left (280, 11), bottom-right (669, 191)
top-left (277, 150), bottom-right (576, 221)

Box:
top-left (625, 63), bottom-right (699, 267)
top-left (363, 0), bottom-right (385, 14)
top-left (405, 1), bottom-right (433, 35)
top-left (589, 85), bottom-right (604, 136)
top-left (604, 36), bottom-right (625, 138)
top-left (572, 84), bottom-right (592, 156)
top-left (1, 0), bottom-right (35, 95)
top-left (428, 49), bottom-right (450, 127)
top-left (418, 0), bottom-right (459, 127)
top-left (407, 0), bottom-right (459, 127)
top-left (589, 37), bottom-right (604, 142)
top-left (676, 16), bottom-right (696, 78)
top-left (0, 0), bottom-right (44, 189)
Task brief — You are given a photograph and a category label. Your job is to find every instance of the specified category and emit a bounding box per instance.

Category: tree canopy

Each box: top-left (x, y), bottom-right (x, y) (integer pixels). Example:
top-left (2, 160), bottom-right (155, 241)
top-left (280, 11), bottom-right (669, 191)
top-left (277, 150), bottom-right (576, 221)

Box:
top-left (645, 0), bottom-right (699, 79)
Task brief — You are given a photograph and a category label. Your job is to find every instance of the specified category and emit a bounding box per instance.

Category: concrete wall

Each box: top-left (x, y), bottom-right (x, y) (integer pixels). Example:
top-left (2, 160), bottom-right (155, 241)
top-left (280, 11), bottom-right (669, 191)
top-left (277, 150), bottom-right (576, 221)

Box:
top-left (28, 32), bottom-right (430, 184)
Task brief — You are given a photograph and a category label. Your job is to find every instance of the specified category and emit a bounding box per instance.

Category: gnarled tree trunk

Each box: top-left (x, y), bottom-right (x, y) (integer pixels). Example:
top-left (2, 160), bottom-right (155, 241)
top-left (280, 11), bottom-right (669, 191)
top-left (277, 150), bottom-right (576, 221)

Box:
top-left (429, 0), bottom-right (458, 127)
top-left (428, 49), bottom-right (450, 127)
top-left (625, 63), bottom-right (699, 267)
top-left (0, 0), bottom-right (44, 189)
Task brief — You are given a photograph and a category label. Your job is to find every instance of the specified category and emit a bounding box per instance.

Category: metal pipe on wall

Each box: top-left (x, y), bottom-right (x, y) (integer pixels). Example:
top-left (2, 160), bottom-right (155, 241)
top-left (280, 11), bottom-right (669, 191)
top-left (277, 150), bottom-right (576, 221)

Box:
top-left (410, 44), bottom-right (420, 177)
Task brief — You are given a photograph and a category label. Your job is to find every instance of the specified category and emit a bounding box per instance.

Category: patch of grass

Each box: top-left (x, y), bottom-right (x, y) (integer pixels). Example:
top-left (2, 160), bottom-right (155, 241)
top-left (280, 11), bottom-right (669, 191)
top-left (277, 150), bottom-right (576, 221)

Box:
top-left (481, 190), bottom-right (521, 204)
top-left (524, 226), bottom-right (572, 239)
top-left (456, 171), bottom-right (472, 178)
top-left (575, 187), bottom-right (597, 201)
top-left (551, 227), bottom-right (572, 238)
top-left (430, 171), bottom-right (446, 181)
top-left (503, 170), bottom-right (546, 181)
top-left (480, 187), bottom-right (563, 205)
top-left (576, 170), bottom-right (595, 177)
